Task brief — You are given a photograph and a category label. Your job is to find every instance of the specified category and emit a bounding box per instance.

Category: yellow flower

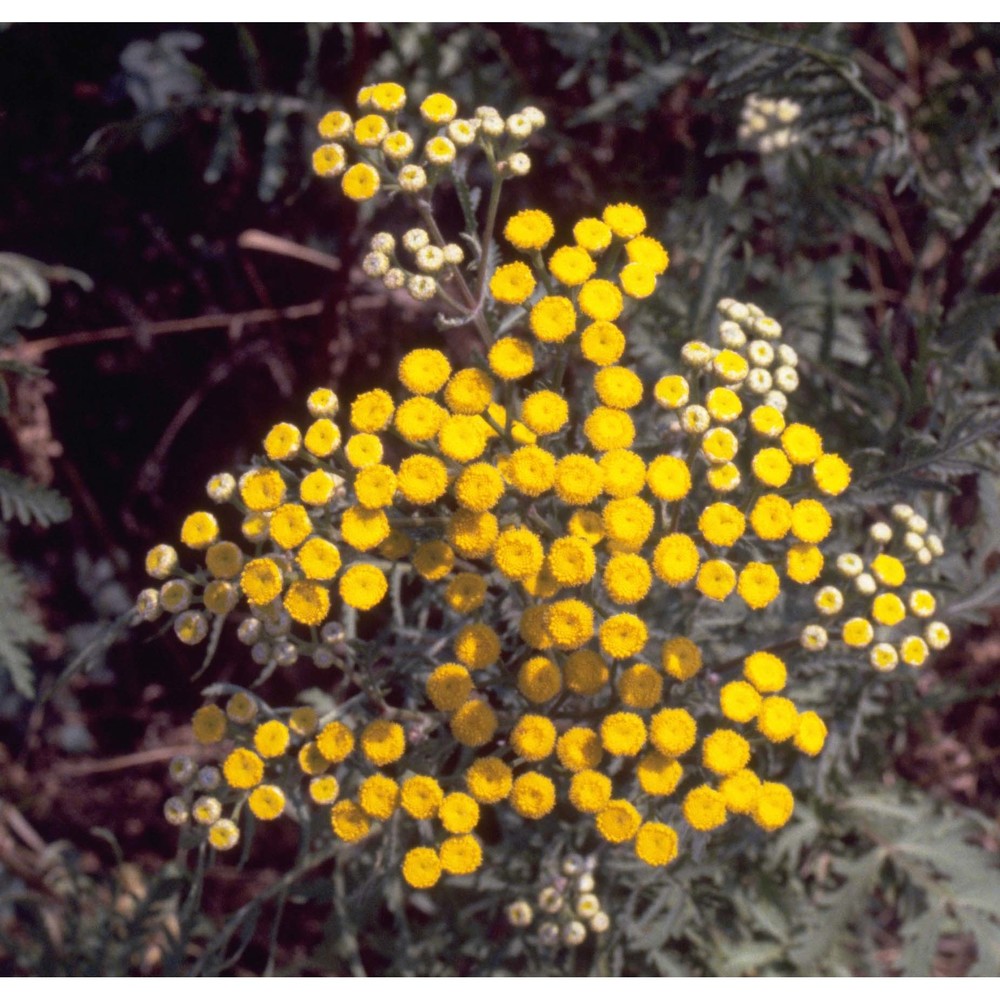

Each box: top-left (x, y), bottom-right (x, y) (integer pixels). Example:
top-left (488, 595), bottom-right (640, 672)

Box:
top-left (652, 534), bottom-right (700, 586)
top-left (402, 846), bottom-right (441, 889)
top-left (520, 390), bottom-right (569, 436)
top-left (719, 770), bottom-right (762, 814)
top-left (450, 700), bottom-right (498, 747)
top-left (420, 92), bottom-right (458, 123)
top-left (569, 769), bottom-right (613, 813)
top-left (794, 711), bottom-right (827, 755)
top-left (650, 708), bottom-right (697, 756)
top-left (488, 336), bottom-right (535, 380)
top-left (410, 540), bottom-right (453, 581)
top-left (616, 663), bottom-right (663, 709)
top-left (599, 449), bottom-right (646, 498)
top-left (180, 511), bottom-right (219, 550)
top-left (398, 348), bottom-right (452, 394)
top-left (555, 727), bottom-right (602, 771)
top-left (517, 656), bottom-right (563, 703)
top-left (548, 245), bottom-right (596, 286)
top-left (781, 423), bottom-right (823, 465)
top-left (529, 296), bottom-right (577, 343)
top-left (345, 432), bottom-right (383, 468)
top-left (602, 203), bottom-right (646, 238)
top-left (223, 748), bottom-right (264, 789)
top-left (813, 452), bottom-right (852, 495)
top-left (494, 526), bottom-right (544, 581)
top-left (400, 776), bottom-right (444, 820)
top-left (208, 819), bottom-right (240, 851)
top-left (269, 503), bottom-right (312, 550)
top-left (872, 592), bottom-right (906, 626)
top-left (578, 279), bottom-right (624, 321)
top-left (439, 834), bottom-right (483, 876)
top-left (696, 559), bottom-right (736, 600)
top-left (599, 613), bottom-right (648, 659)
top-left (489, 262), bottom-right (536, 305)
top-left (548, 537), bottom-right (597, 587)
top-left (602, 496), bottom-right (654, 551)
top-left (750, 495), bottom-right (793, 541)
top-left (842, 616), bottom-right (875, 647)
top-left (596, 799), bottom-right (642, 844)
top-left (653, 374), bottom-right (689, 409)
top-left (353, 114), bottom-right (388, 147)
top-left (465, 757), bottom-right (513, 804)
top-left (752, 782), bottom-right (794, 830)
top-left (254, 719), bottom-right (290, 758)
top-left (682, 786), bottom-right (727, 831)
top-left (454, 623), bottom-right (501, 670)
top-left (350, 389), bottom-right (394, 434)
top-left (396, 454), bottom-right (449, 505)
top-left (394, 396), bottom-right (447, 442)
top-left (757, 697), bottom-right (799, 743)
top-left (316, 721), bottom-right (355, 763)
top-left (568, 509), bottom-right (605, 546)
top-left (574, 217), bottom-right (613, 252)
top-left (580, 321), bottom-right (625, 366)
top-left (299, 469), bottom-right (336, 506)
top-left (299, 742), bottom-right (329, 776)
top-left (720, 681), bottom-right (762, 723)
top-left (619, 262), bottom-right (656, 299)
top-left (659, 636), bottom-right (701, 681)
top-left (444, 367), bottom-right (495, 414)
top-left (317, 110), bottom-right (352, 140)
top-left (339, 562), bottom-right (388, 610)
top-left (790, 499), bottom-right (832, 544)
top-left (637, 752), bottom-right (683, 795)
top-left (594, 366), bottom-right (643, 409)
top-left (504, 209), bottom-right (555, 250)
top-left (247, 784), bottom-right (285, 821)
top-left (554, 454), bottom-right (604, 505)
top-left (360, 720), bottom-right (405, 766)
top-left (353, 465), bottom-right (397, 510)
top-left (563, 649), bottom-right (609, 695)
top-left (331, 800), bottom-right (371, 843)
top-left (297, 537), bottom-right (342, 581)
top-left (312, 143), bottom-right (346, 177)
top-left (603, 553), bottom-right (652, 604)
top-left (505, 444), bottom-right (556, 497)
top-left (786, 543), bottom-right (824, 584)
top-left (600, 711), bottom-right (647, 756)
top-left (635, 822), bottom-right (679, 866)
top-left (341, 508), bottom-right (390, 554)
top-left (371, 82), bottom-right (406, 112)
top-left (437, 414), bottom-right (488, 463)
top-left (900, 635), bottom-right (929, 667)
top-left (240, 557), bottom-right (283, 605)
top-left (625, 235), bottom-right (669, 274)
top-left (511, 714), bottom-right (557, 761)
top-left (308, 775), bottom-right (339, 804)
top-left (425, 663), bottom-right (473, 712)
top-left (193, 704), bottom-right (227, 744)
top-left (737, 562), bottom-right (781, 610)
top-left (698, 502), bottom-right (745, 547)
top-left (871, 553), bottom-right (906, 588)
top-left (645, 455), bottom-right (691, 502)
top-left (750, 404), bottom-right (786, 438)
top-left (520, 605), bottom-right (554, 649)
top-left (358, 774), bottom-right (400, 821)
top-left (545, 599), bottom-right (595, 650)
top-left (713, 349), bottom-right (749, 383)
top-left (509, 772), bottom-right (556, 819)
top-left (342, 162), bottom-right (380, 201)
top-left (702, 729), bottom-right (751, 776)
top-left (743, 651), bottom-right (786, 692)
top-left (446, 510), bottom-right (498, 559)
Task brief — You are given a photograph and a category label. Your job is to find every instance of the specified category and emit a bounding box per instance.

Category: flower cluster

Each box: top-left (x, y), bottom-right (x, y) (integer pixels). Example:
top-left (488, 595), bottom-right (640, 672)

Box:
top-left (140, 82), bottom-right (951, 891)
top-left (737, 94), bottom-right (803, 155)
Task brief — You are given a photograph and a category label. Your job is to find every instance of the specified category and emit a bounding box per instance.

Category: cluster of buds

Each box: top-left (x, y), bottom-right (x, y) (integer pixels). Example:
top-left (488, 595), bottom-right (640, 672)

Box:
top-left (737, 94), bottom-right (802, 155)
top-left (362, 229), bottom-right (465, 303)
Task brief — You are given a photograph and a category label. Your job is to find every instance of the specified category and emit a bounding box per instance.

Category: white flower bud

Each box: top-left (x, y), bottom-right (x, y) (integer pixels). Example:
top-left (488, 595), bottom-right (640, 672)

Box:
top-left (763, 389), bottom-right (788, 412)
top-left (590, 912), bottom-right (610, 933)
top-left (907, 514), bottom-right (928, 534)
top-left (577, 873), bottom-right (595, 893)
top-left (383, 268), bottom-right (406, 290)
top-left (562, 920), bottom-right (587, 947)
top-left (507, 152), bottom-right (531, 176)
top-left (481, 114), bottom-right (505, 137)
top-left (169, 755), bottom-right (196, 784)
top-left (855, 573), bottom-right (877, 596)
top-left (407, 275), bottom-right (437, 301)
top-left (135, 588), bottom-right (162, 622)
top-left (752, 317), bottom-right (783, 340)
top-left (836, 553), bottom-right (864, 577)
top-left (206, 472), bottom-right (236, 503)
top-left (776, 344), bottom-right (798, 366)
top-left (925, 621), bottom-right (951, 650)
top-left (506, 113), bottom-right (532, 139)
top-left (506, 900), bottom-right (533, 927)
top-left (774, 365), bottom-right (799, 393)
top-left (869, 521), bottom-right (892, 544)
top-left (681, 405), bottom-right (710, 435)
top-left (870, 643), bottom-right (898, 672)
top-left (160, 579), bottom-right (192, 614)
top-left (362, 251), bottom-right (390, 277)
top-left (398, 164), bottom-right (427, 192)
top-left (926, 534), bottom-right (944, 556)
top-left (237, 617), bottom-right (262, 645)
top-left (251, 641), bottom-right (273, 665)
top-left (916, 547), bottom-right (933, 565)
top-left (370, 231), bottom-right (395, 254)
top-left (163, 797), bottom-right (188, 826)
top-left (746, 368), bottom-right (773, 394)
top-left (719, 320), bottom-right (747, 348)
top-left (538, 921), bottom-right (560, 946)
top-left (576, 893), bottom-right (601, 918)
top-left (891, 503), bottom-right (914, 522)
top-left (681, 340), bottom-right (713, 368)
top-left (448, 119), bottom-right (478, 146)
top-left (442, 243), bottom-right (464, 265)
top-left (312, 647), bottom-right (336, 669)
top-left (538, 886), bottom-right (563, 913)
top-left (800, 624), bottom-right (828, 651)
top-left (747, 340), bottom-right (775, 366)
top-left (522, 105), bottom-right (546, 127)
top-left (402, 228), bottom-right (429, 252)
top-left (275, 641), bottom-right (298, 667)
top-left (903, 531), bottom-right (924, 552)
top-left (815, 586), bottom-right (844, 615)
top-left (415, 245), bottom-right (445, 273)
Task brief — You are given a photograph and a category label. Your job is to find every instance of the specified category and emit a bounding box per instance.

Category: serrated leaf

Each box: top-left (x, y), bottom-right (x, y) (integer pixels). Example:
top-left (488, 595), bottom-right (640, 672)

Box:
top-left (0, 469), bottom-right (71, 527)
top-left (0, 553), bottom-right (45, 697)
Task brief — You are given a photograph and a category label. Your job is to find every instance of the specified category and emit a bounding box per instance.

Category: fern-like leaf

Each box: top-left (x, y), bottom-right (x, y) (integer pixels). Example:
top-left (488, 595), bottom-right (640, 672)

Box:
top-left (0, 553), bottom-right (46, 696)
top-left (0, 469), bottom-right (71, 527)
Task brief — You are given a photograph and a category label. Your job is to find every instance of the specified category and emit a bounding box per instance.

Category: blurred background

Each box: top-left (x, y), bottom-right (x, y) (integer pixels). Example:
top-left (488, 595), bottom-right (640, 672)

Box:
top-left (0, 24), bottom-right (997, 974)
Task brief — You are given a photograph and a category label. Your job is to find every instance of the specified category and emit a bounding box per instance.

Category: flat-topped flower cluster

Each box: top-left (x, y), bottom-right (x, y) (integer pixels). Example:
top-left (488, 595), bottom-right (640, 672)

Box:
top-left (142, 81), bottom-right (951, 890)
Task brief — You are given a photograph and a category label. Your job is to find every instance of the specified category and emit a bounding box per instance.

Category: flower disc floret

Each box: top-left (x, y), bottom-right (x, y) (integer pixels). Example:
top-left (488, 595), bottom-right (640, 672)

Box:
top-left (509, 772), bottom-right (556, 819)
top-left (578, 279), bottom-right (624, 322)
top-left (554, 454), bottom-right (604, 505)
top-left (650, 708), bottom-right (697, 757)
top-left (584, 406), bottom-right (635, 451)
top-left (510, 714), bottom-right (557, 761)
top-left (616, 663), bottom-right (663, 708)
top-left (240, 557), bottom-right (284, 605)
top-left (489, 263), bottom-right (536, 305)
top-left (360, 720), bottom-right (405, 765)
top-left (596, 800), bottom-right (642, 844)
top-left (342, 163), bottom-right (380, 201)
top-left (603, 553), bottom-right (653, 604)
top-left (602, 203), bottom-right (646, 238)
top-left (223, 748), bottom-right (264, 789)
top-left (646, 455), bottom-right (691, 502)
top-left (699, 503), bottom-right (746, 547)
top-left (548, 245), bottom-right (596, 286)
top-left (599, 613), bottom-right (648, 658)
top-left (504, 209), bottom-right (555, 250)
top-left (683, 786), bottom-right (727, 831)
top-left (488, 337), bottom-right (535, 380)
top-left (465, 757), bottom-right (513, 803)
top-left (402, 846), bottom-right (441, 889)
top-left (635, 822), bottom-right (679, 866)
top-left (661, 636), bottom-right (702, 680)
top-left (545, 599), bottom-right (595, 650)
top-left (580, 321), bottom-right (625, 366)
top-left (757, 697), bottom-right (799, 742)
top-left (737, 562), bottom-right (781, 610)
top-left (398, 348), bottom-right (452, 394)
top-left (331, 800), bottom-right (371, 843)
top-left (702, 729), bottom-right (751, 776)
top-left (517, 656), bottom-right (563, 703)
top-left (696, 559), bottom-right (736, 600)
top-left (752, 782), bottom-right (794, 830)
top-left (594, 366), bottom-right (643, 409)
top-left (569, 770), bottom-right (613, 813)
top-left (350, 389), bottom-right (394, 432)
top-left (339, 563), bottom-right (388, 610)
top-left (450, 700), bottom-right (498, 747)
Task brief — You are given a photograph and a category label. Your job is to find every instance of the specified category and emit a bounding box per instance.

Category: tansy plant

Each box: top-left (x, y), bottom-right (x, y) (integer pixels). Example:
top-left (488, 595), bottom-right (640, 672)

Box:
top-left (138, 82), bottom-right (953, 894)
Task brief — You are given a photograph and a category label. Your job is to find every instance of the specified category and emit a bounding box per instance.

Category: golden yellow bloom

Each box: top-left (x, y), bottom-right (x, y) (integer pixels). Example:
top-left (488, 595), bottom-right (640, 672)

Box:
top-left (786, 543), bottom-right (824, 584)
top-left (659, 636), bottom-right (701, 681)
top-left (354, 113), bottom-right (389, 146)
top-left (192, 704), bottom-right (227, 744)
top-left (465, 757), bottom-right (513, 803)
top-left (439, 834), bottom-right (483, 876)
top-left (420, 92), bottom-right (458, 122)
top-left (842, 616), bottom-right (875, 647)
top-left (494, 526), bottom-right (544, 581)
top-left (744, 651), bottom-right (786, 692)
top-left (342, 162), bottom-right (380, 201)
top-left (317, 110), bottom-right (352, 140)
top-left (450, 699), bottom-right (498, 747)
top-left (345, 432), bottom-right (383, 469)
top-left (719, 770), bottom-right (762, 814)
top-left (316, 721), bottom-right (355, 763)
top-left (223, 748), bottom-right (264, 789)
top-left (398, 348), bottom-right (452, 395)
top-left (505, 209), bottom-right (555, 250)
top-left (574, 217), bottom-right (613, 252)
top-left (568, 509), bottom-right (605, 546)
top-left (616, 663), bottom-right (662, 709)
top-left (360, 720), bottom-right (405, 766)
top-left (900, 635), bottom-right (929, 667)
top-left (444, 367), bottom-right (495, 415)
top-left (563, 649), bottom-right (609, 695)
top-left (872, 592), bottom-right (906, 626)
top-left (555, 727), bottom-right (602, 772)
top-left (598, 449), bottom-right (645, 498)
top-left (297, 537), bottom-right (342, 580)
top-left (712, 349), bottom-right (749, 383)
top-left (653, 374), bottom-right (689, 409)
top-left (400, 776), bottom-right (444, 820)
top-left (330, 800), bottom-right (370, 843)
top-left (625, 235), bottom-right (669, 273)
top-left (794, 711), bottom-right (827, 755)
top-left (488, 336), bottom-right (535, 380)
top-left (208, 819), bottom-right (240, 851)
top-left (240, 557), bottom-right (284, 605)
top-left (509, 772), bottom-right (556, 819)
top-left (299, 742), bottom-right (329, 777)
top-left (752, 782), bottom-right (794, 830)
top-left (636, 752), bottom-right (683, 796)
top-left (757, 697), bottom-right (799, 742)
top-left (596, 799), bottom-right (642, 844)
top-left (580, 320), bottom-right (625, 366)
top-left (246, 785), bottom-right (284, 821)
top-left (652, 534), bottom-right (700, 586)
top-left (599, 613), bottom-right (648, 659)
top-left (791, 499), bottom-right (832, 544)
top-left (282, 580), bottom-right (329, 625)
top-left (750, 404), bottom-right (786, 438)
top-left (254, 719), bottom-right (290, 758)
top-left (781, 423), bottom-right (823, 465)
top-left (437, 414), bottom-right (488, 463)
top-left (683, 785), bottom-right (727, 831)
top-left (396, 454), bottom-right (449, 505)
top-left (602, 496), bottom-right (654, 551)
top-left (737, 562), bottom-right (781, 610)
top-left (635, 821), bottom-right (679, 866)
top-left (696, 559), bottom-right (736, 600)
top-left (603, 553), bottom-right (652, 604)
top-left (447, 510), bottom-right (498, 559)
top-left (702, 729), bottom-right (751, 776)
top-left (444, 573), bottom-right (487, 614)
top-left (548, 245), bottom-right (596, 286)
top-left (600, 711), bottom-right (647, 756)
top-left (645, 455), bottom-right (691, 502)
top-left (720, 681), bottom-right (762, 723)
top-left (312, 143), bottom-right (346, 177)
top-left (394, 397), bottom-right (446, 443)
top-left (545, 599), bottom-right (595, 650)
top-left (425, 663), bottom-right (473, 712)
top-left (554, 454), bottom-right (604, 505)
top-left (264, 422), bottom-right (301, 460)
top-left (505, 444), bottom-right (556, 497)
top-left (268, 503), bottom-right (312, 550)
top-left (308, 775), bottom-right (339, 804)
top-left (548, 536), bottom-right (597, 587)
top-left (454, 623), bottom-right (501, 670)
top-left (619, 261), bottom-right (656, 299)
top-left (180, 511), bottom-right (219, 550)
top-left (358, 774), bottom-right (399, 821)
top-left (602, 203), bottom-right (646, 238)
top-left (521, 390), bottom-right (569, 435)
top-left (594, 366), bottom-right (643, 409)
top-left (578, 278), bottom-right (624, 322)
top-left (813, 452), bottom-right (852, 495)
top-left (350, 389), bottom-right (394, 433)
top-left (871, 553), bottom-right (906, 588)
top-left (371, 81), bottom-right (406, 112)
top-left (699, 502), bottom-right (745, 547)
top-left (401, 846), bottom-right (441, 889)
top-left (650, 708), bottom-right (697, 756)
top-left (569, 769), bottom-right (613, 813)
top-left (517, 656), bottom-right (562, 703)
top-left (299, 469), bottom-right (336, 506)
top-left (750, 495), bottom-right (793, 540)
top-left (339, 562), bottom-right (388, 611)
top-left (489, 262), bottom-right (536, 305)
top-left (511, 714), bottom-right (557, 761)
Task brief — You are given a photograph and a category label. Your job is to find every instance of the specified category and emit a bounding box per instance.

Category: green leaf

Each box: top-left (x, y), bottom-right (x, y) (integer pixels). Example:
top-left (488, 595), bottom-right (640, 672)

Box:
top-left (0, 469), bottom-right (71, 527)
top-left (0, 553), bottom-right (46, 697)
